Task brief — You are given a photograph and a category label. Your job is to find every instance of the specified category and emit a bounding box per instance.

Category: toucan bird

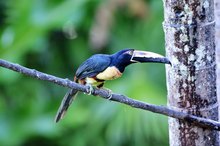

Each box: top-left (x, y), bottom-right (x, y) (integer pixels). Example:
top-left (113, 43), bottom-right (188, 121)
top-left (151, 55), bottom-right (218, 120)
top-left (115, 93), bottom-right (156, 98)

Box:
top-left (55, 49), bottom-right (171, 123)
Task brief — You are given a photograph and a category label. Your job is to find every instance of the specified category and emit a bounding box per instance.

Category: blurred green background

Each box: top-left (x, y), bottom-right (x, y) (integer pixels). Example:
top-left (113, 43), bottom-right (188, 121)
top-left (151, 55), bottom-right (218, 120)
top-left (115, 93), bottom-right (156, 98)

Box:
top-left (0, 0), bottom-right (168, 146)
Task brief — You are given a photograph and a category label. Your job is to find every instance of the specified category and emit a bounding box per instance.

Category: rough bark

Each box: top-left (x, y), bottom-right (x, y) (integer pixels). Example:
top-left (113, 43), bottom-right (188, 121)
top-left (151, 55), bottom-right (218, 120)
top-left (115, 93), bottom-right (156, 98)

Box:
top-left (163, 0), bottom-right (219, 145)
top-left (215, 0), bottom-right (220, 141)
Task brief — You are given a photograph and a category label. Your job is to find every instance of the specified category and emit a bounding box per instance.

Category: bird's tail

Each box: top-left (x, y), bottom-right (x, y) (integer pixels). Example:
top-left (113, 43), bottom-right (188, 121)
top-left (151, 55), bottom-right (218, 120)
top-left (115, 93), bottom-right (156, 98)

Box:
top-left (54, 89), bottom-right (78, 123)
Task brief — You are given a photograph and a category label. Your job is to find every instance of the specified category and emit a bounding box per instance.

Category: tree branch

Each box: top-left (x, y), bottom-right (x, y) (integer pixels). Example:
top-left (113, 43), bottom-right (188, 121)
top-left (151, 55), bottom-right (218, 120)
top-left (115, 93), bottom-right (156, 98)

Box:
top-left (0, 59), bottom-right (220, 130)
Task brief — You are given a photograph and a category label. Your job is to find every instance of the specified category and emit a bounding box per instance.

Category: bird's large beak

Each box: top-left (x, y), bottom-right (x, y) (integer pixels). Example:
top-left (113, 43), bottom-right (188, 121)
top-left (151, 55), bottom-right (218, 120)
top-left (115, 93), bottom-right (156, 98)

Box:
top-left (130, 50), bottom-right (171, 65)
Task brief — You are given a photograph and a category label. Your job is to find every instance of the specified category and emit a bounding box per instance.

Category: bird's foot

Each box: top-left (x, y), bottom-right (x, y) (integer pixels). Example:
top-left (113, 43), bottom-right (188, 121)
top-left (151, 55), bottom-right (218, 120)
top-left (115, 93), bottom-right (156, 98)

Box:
top-left (107, 93), bottom-right (113, 100)
top-left (102, 87), bottom-right (112, 100)
top-left (86, 84), bottom-right (94, 95)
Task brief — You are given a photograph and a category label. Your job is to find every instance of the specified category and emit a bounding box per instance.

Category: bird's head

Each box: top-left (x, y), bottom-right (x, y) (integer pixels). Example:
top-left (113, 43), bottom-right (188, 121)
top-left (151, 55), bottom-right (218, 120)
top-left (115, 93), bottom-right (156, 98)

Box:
top-left (111, 49), bottom-right (171, 72)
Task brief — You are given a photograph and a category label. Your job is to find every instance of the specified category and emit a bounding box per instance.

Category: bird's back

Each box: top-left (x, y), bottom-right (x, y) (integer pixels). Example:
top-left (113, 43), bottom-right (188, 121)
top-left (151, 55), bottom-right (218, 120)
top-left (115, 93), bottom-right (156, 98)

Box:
top-left (75, 54), bottom-right (112, 80)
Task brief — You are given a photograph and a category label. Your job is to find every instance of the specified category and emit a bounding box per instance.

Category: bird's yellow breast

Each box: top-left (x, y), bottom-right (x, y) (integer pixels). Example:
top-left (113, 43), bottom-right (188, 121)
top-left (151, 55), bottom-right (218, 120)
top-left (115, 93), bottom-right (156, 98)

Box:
top-left (96, 66), bottom-right (122, 80)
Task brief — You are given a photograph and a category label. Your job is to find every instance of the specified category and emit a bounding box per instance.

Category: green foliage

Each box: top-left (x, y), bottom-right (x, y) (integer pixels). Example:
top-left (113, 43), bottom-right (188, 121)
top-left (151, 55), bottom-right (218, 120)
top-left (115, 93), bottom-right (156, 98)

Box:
top-left (0, 0), bottom-right (168, 145)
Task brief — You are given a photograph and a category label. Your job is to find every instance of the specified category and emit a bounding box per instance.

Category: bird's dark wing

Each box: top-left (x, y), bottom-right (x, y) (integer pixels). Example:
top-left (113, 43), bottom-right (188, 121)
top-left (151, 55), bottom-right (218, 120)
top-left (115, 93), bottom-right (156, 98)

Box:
top-left (75, 54), bottom-right (112, 79)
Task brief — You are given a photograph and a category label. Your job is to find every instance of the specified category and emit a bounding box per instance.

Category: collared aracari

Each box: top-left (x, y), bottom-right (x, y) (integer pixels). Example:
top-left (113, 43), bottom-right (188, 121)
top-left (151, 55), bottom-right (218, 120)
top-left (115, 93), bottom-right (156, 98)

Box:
top-left (55, 49), bottom-right (171, 122)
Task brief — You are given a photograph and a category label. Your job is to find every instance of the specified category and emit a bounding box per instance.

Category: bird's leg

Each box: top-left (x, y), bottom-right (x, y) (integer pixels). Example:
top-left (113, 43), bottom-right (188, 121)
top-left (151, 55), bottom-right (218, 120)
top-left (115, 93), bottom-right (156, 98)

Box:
top-left (101, 87), bottom-right (112, 100)
top-left (97, 82), bottom-right (112, 99)
top-left (86, 84), bottom-right (94, 95)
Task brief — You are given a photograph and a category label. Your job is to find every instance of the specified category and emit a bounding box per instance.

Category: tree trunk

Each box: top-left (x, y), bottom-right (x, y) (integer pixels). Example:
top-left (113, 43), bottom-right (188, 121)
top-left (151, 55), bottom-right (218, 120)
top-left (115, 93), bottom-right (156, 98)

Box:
top-left (163, 0), bottom-right (219, 145)
top-left (215, 0), bottom-right (220, 142)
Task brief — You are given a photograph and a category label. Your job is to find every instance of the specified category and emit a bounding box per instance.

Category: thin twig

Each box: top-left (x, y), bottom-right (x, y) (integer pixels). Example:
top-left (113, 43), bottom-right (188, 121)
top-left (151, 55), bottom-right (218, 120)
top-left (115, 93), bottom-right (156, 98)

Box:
top-left (0, 59), bottom-right (220, 130)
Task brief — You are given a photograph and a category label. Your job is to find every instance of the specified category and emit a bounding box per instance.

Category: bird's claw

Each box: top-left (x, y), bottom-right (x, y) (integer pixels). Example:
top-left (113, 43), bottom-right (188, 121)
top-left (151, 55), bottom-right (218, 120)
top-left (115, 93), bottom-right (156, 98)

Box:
top-left (86, 85), bottom-right (94, 95)
top-left (107, 94), bottom-right (113, 100)
top-left (105, 88), bottom-right (112, 100)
